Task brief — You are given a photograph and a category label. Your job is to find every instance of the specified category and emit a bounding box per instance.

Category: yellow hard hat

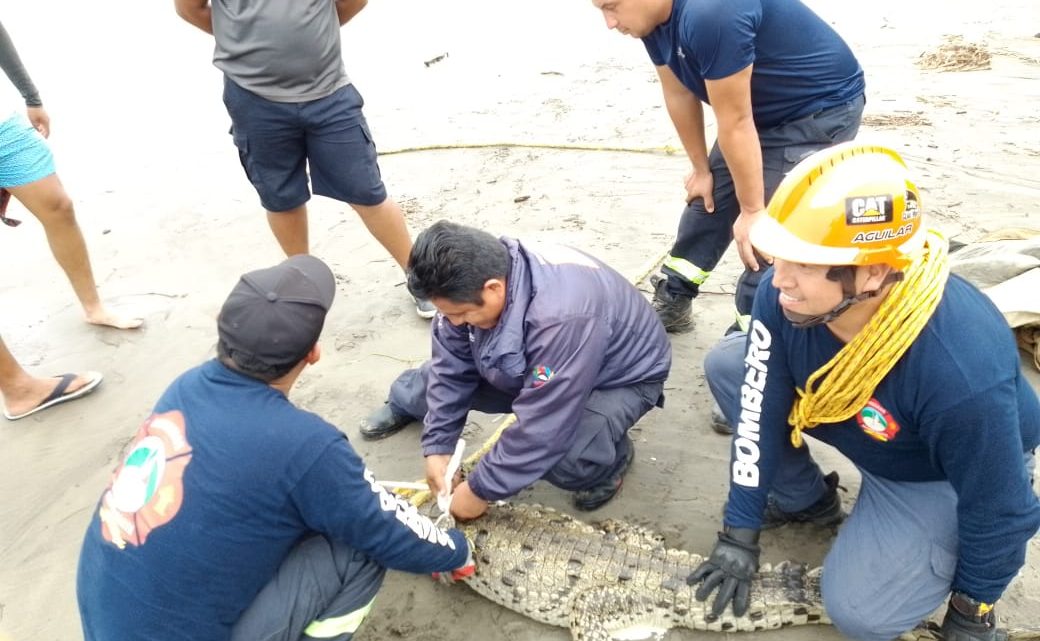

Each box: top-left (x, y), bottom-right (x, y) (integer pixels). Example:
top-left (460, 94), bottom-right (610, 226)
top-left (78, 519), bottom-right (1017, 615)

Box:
top-left (751, 142), bottom-right (927, 269)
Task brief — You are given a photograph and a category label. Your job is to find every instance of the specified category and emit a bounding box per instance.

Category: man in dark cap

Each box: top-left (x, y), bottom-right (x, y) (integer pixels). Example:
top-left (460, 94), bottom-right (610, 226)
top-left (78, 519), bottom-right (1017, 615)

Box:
top-left (76, 256), bottom-right (473, 641)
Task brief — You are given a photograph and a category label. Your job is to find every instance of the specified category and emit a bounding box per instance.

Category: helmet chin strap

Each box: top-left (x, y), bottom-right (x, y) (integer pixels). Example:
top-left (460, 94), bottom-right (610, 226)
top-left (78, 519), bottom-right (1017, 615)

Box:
top-left (781, 266), bottom-right (904, 329)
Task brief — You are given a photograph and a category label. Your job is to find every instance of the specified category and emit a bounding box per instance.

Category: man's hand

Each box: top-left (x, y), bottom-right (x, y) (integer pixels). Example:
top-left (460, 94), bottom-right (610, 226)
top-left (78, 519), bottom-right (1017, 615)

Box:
top-left (449, 481), bottom-right (488, 521)
top-left (685, 168), bottom-right (714, 211)
top-left (940, 593), bottom-right (1007, 641)
top-left (687, 527), bottom-right (760, 618)
top-left (432, 543), bottom-right (476, 584)
top-left (733, 208), bottom-right (766, 272)
top-left (424, 454), bottom-right (454, 497)
top-left (26, 106), bottom-right (49, 138)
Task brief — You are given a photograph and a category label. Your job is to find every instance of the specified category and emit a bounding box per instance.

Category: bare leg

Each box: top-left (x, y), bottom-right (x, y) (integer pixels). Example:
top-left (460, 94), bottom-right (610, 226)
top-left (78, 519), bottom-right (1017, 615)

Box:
top-left (0, 336), bottom-right (93, 418)
top-left (350, 198), bottom-right (412, 270)
top-left (8, 175), bottom-right (142, 329)
top-left (350, 197), bottom-right (434, 317)
top-left (267, 204), bottom-right (309, 256)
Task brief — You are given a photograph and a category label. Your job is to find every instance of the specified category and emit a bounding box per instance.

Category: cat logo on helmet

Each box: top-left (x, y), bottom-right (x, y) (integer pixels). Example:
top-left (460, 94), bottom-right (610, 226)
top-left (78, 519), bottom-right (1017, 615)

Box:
top-left (845, 195), bottom-right (893, 225)
top-left (902, 190), bottom-right (920, 221)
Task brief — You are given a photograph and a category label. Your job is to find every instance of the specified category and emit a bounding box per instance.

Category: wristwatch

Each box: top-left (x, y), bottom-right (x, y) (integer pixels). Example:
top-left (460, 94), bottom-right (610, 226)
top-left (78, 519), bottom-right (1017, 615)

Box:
top-left (950, 591), bottom-right (996, 624)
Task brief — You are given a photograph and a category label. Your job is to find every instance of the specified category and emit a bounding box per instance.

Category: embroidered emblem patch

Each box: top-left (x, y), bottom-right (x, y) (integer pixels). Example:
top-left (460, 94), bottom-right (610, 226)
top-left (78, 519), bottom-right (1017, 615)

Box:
top-left (856, 398), bottom-right (900, 442)
top-left (99, 411), bottom-right (193, 549)
top-left (531, 365), bottom-right (554, 388)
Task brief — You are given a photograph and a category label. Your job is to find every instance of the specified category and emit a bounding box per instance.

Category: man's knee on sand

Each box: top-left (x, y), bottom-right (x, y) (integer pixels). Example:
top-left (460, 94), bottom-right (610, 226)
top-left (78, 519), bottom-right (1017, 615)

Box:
top-left (821, 585), bottom-right (888, 641)
top-left (703, 332), bottom-right (745, 424)
top-left (821, 580), bottom-right (931, 641)
top-left (820, 535), bottom-right (953, 641)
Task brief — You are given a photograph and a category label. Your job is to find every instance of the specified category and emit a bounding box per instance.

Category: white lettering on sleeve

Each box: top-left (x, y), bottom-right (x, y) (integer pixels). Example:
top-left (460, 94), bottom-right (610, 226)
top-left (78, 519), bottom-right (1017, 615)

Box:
top-left (731, 320), bottom-right (772, 488)
top-left (362, 467), bottom-right (457, 550)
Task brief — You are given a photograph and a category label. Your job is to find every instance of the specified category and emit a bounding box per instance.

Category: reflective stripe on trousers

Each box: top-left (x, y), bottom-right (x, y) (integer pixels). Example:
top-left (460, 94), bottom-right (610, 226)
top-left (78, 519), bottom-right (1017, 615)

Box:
top-left (663, 255), bottom-right (711, 285)
top-left (304, 597), bottom-right (375, 639)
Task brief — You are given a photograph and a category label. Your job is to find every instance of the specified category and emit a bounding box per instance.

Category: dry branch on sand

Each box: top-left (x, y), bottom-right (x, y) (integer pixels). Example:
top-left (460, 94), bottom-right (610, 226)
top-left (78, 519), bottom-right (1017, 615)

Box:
top-left (862, 112), bottom-right (932, 127)
top-left (917, 35), bottom-right (992, 71)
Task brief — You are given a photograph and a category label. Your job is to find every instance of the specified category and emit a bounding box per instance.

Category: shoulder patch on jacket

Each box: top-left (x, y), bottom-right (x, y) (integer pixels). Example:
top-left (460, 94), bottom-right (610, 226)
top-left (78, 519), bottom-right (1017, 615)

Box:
top-left (531, 365), bottom-right (554, 388)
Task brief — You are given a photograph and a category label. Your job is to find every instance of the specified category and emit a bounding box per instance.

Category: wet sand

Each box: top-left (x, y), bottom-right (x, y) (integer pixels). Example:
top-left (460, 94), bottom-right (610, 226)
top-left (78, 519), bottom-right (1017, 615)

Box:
top-left (1, 0), bottom-right (1038, 638)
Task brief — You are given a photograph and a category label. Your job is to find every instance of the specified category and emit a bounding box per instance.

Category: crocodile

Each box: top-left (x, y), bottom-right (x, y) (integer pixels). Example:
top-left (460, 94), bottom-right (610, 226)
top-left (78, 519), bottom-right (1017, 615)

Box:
top-left (452, 503), bottom-right (1040, 641)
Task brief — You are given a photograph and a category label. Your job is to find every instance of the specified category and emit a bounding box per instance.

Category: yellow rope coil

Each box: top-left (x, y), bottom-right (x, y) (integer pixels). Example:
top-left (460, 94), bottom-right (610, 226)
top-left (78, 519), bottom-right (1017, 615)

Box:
top-left (787, 229), bottom-right (950, 447)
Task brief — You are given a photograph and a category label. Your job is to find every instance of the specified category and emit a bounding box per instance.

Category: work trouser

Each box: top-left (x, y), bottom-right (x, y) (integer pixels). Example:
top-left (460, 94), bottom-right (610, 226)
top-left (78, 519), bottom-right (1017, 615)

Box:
top-left (661, 95), bottom-right (865, 330)
top-left (703, 332), bottom-right (1038, 641)
top-left (387, 363), bottom-right (664, 490)
top-left (231, 536), bottom-right (385, 641)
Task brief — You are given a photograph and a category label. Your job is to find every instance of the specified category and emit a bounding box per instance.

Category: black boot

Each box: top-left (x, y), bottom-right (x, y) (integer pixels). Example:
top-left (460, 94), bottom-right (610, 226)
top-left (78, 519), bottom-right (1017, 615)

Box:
top-left (761, 471), bottom-right (846, 529)
top-left (359, 404), bottom-right (417, 440)
top-left (651, 275), bottom-right (693, 333)
top-left (572, 438), bottom-right (635, 511)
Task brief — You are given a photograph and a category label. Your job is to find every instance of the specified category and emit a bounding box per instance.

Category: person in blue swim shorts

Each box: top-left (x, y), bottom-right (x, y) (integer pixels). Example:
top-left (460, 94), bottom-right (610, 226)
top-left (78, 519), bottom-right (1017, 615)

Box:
top-left (0, 20), bottom-right (140, 420)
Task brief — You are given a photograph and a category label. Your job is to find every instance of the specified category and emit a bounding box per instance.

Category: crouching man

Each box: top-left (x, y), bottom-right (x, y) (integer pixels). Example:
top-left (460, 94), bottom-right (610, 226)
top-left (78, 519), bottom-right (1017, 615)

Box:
top-left (362, 221), bottom-right (672, 516)
top-left (78, 256), bottom-right (472, 641)
top-left (691, 143), bottom-right (1040, 641)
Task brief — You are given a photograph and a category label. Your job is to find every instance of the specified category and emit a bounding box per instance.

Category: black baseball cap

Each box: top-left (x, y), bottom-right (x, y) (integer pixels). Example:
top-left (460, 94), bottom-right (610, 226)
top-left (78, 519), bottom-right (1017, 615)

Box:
top-left (217, 255), bottom-right (336, 371)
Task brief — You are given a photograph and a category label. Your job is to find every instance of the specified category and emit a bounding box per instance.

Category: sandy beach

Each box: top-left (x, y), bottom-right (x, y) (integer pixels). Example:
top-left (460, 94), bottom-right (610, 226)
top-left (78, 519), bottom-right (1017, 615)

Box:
top-left (1, 0), bottom-right (1038, 639)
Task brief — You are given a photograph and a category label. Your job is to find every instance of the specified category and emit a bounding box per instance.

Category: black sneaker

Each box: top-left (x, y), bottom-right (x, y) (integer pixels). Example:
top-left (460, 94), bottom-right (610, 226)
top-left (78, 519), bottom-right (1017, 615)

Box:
top-left (651, 275), bottom-right (693, 333)
top-left (359, 404), bottom-right (417, 440)
top-left (710, 402), bottom-right (732, 435)
top-left (573, 438), bottom-right (635, 511)
top-left (761, 471), bottom-right (846, 530)
top-left (414, 296), bottom-right (437, 320)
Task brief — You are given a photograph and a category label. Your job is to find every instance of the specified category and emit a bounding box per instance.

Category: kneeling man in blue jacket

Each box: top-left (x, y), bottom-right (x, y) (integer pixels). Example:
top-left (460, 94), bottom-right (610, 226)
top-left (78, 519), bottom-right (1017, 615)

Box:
top-left (362, 221), bottom-right (672, 517)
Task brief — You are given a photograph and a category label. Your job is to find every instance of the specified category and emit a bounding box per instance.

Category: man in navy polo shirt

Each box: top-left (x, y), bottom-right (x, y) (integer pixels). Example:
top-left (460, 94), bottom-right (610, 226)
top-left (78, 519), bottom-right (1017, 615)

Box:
top-left (591, 0), bottom-right (865, 334)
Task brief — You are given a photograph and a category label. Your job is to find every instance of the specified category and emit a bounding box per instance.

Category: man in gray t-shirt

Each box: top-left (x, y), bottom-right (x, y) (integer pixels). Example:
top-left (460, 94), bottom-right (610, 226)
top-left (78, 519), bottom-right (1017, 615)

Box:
top-left (174, 0), bottom-right (436, 318)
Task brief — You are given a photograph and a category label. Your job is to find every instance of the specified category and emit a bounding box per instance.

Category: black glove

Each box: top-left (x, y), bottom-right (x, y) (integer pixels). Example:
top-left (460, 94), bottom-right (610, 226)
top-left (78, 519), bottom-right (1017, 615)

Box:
top-left (687, 526), bottom-right (760, 618)
top-left (940, 592), bottom-right (1008, 641)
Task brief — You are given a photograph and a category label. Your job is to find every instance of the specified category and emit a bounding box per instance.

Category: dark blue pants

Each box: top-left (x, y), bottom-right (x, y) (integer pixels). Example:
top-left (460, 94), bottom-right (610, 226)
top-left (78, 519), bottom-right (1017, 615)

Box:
top-left (662, 96), bottom-right (865, 325)
top-left (231, 536), bottom-right (385, 641)
top-left (388, 363), bottom-right (663, 490)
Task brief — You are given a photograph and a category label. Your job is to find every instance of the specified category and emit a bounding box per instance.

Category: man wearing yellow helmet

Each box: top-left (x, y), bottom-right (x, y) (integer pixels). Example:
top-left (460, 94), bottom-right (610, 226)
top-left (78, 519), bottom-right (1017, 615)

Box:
top-left (689, 143), bottom-right (1040, 640)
